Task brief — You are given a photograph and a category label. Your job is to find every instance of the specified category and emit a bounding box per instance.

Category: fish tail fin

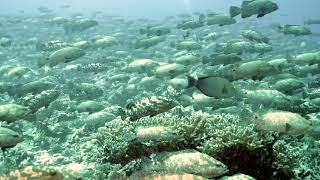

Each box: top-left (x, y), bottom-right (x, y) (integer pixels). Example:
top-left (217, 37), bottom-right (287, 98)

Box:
top-left (186, 75), bottom-right (197, 88)
top-left (229, 6), bottom-right (242, 18)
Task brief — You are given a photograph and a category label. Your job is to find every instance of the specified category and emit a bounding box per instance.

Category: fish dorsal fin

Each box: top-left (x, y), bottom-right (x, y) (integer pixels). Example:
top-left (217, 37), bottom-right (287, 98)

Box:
top-left (242, 0), bottom-right (255, 7)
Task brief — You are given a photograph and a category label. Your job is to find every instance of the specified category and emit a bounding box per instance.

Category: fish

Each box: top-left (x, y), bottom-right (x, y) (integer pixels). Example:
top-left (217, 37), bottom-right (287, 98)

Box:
top-left (206, 13), bottom-right (236, 26)
top-left (129, 171), bottom-right (208, 180)
top-left (294, 51), bottom-right (320, 65)
top-left (0, 127), bottom-right (22, 150)
top-left (139, 25), bottom-right (171, 36)
top-left (135, 126), bottom-right (179, 143)
top-left (241, 29), bottom-right (269, 43)
top-left (144, 150), bottom-right (229, 178)
top-left (187, 76), bottom-right (236, 98)
top-left (220, 173), bottom-right (256, 180)
top-left (38, 47), bottom-right (85, 67)
top-left (278, 25), bottom-right (312, 36)
top-left (216, 40), bottom-right (272, 55)
top-left (0, 166), bottom-right (63, 179)
top-left (304, 18), bottom-right (320, 25)
top-left (251, 111), bottom-right (312, 136)
top-left (154, 63), bottom-right (188, 78)
top-left (63, 18), bottom-right (98, 33)
top-left (118, 96), bottom-right (178, 121)
top-left (134, 36), bottom-right (165, 49)
top-left (176, 40), bottom-right (202, 51)
top-left (18, 89), bottom-right (60, 113)
top-left (230, 0), bottom-right (278, 18)
top-left (177, 15), bottom-right (205, 30)
top-left (0, 103), bottom-right (32, 123)
top-left (202, 53), bottom-right (242, 66)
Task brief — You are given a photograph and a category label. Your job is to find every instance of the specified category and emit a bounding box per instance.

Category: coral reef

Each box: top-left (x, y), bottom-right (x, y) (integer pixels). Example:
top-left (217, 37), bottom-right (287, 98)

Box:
top-left (81, 110), bottom-right (307, 179)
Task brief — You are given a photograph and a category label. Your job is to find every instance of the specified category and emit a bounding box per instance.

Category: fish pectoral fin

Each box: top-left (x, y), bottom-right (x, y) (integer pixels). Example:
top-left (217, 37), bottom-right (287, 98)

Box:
top-left (222, 85), bottom-right (228, 94)
top-left (285, 123), bottom-right (292, 133)
top-left (257, 13), bottom-right (265, 18)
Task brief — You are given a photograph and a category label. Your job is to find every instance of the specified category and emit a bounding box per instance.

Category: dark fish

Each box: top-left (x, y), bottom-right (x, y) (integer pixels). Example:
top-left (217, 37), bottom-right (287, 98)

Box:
top-left (187, 76), bottom-right (236, 98)
top-left (230, 0), bottom-right (278, 18)
top-left (119, 96), bottom-right (178, 121)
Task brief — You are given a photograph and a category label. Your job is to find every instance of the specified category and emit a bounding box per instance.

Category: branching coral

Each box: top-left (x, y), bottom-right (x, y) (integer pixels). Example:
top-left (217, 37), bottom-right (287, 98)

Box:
top-left (83, 110), bottom-right (302, 179)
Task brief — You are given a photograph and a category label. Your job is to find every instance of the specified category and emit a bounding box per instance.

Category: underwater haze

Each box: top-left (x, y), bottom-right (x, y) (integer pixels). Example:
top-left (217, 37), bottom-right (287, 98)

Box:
top-left (1, 0), bottom-right (320, 20)
top-left (1, 0), bottom-right (320, 179)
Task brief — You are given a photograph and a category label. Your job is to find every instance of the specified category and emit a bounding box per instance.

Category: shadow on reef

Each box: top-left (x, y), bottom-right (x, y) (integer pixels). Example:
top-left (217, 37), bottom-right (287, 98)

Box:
top-left (217, 143), bottom-right (292, 180)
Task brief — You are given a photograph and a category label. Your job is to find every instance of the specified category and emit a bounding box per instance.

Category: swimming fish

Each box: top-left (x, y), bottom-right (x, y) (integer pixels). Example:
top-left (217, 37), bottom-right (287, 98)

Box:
top-left (119, 96), bottom-right (178, 121)
top-left (230, 0), bottom-right (278, 18)
top-left (0, 127), bottom-right (22, 150)
top-left (187, 76), bottom-right (236, 98)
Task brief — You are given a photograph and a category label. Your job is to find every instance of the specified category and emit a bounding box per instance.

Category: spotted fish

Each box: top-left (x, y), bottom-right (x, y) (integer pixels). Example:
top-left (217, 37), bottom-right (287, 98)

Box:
top-left (119, 96), bottom-right (178, 121)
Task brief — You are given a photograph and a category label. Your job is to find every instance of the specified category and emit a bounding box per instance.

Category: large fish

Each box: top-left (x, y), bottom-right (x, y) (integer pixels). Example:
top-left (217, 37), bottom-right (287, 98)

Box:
top-left (0, 127), bottom-right (22, 150)
top-left (187, 76), bottom-right (236, 98)
top-left (230, 0), bottom-right (278, 18)
top-left (278, 25), bottom-right (312, 36)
